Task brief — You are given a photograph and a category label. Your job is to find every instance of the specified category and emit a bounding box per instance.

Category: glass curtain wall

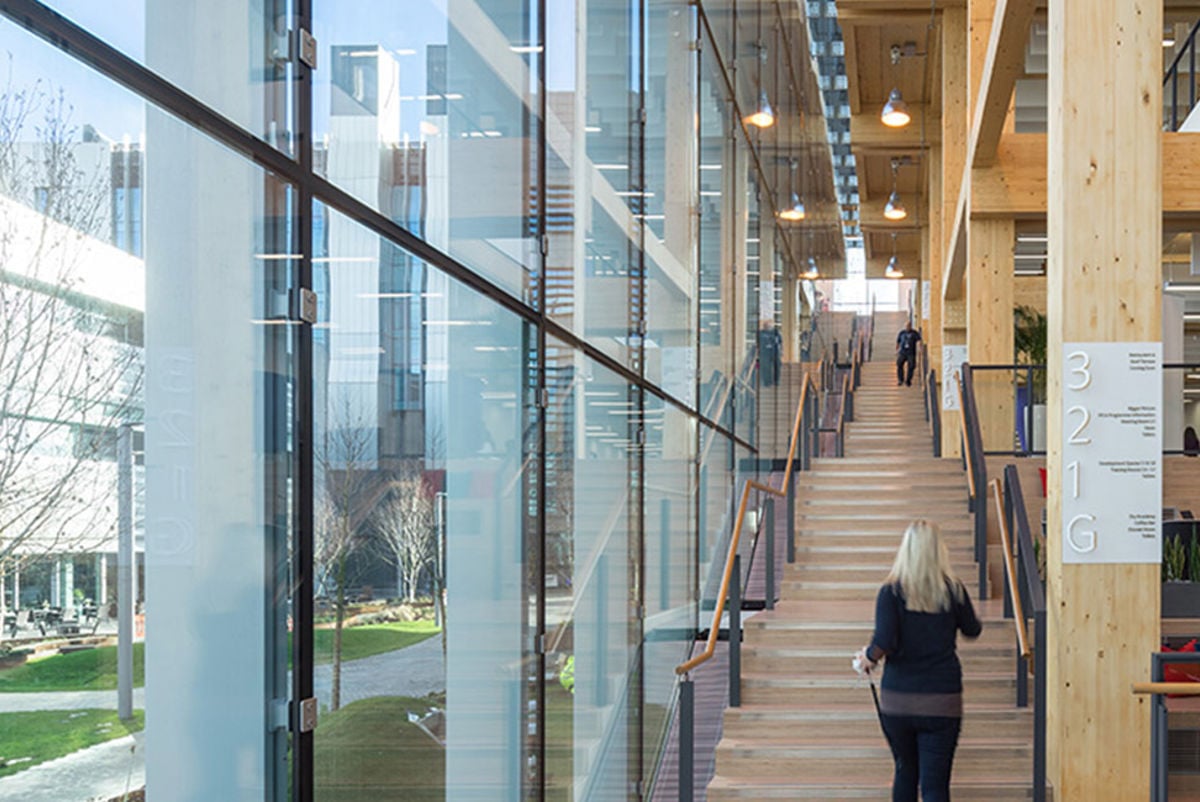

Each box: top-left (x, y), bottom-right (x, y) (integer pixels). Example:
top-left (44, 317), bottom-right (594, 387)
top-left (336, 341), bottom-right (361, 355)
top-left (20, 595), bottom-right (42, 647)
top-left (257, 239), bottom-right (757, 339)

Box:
top-left (0, 0), bottom-right (827, 800)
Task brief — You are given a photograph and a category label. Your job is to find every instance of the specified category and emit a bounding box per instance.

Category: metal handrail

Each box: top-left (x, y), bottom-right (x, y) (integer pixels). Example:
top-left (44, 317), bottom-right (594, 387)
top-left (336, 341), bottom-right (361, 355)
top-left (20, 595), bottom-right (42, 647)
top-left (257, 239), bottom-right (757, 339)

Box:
top-left (956, 377), bottom-right (976, 498)
top-left (676, 372), bottom-right (814, 677)
top-left (1002, 464), bottom-right (1046, 801)
top-left (1164, 18), bottom-right (1200, 130)
top-left (990, 478), bottom-right (1030, 659)
top-left (1139, 651), bottom-right (1200, 800)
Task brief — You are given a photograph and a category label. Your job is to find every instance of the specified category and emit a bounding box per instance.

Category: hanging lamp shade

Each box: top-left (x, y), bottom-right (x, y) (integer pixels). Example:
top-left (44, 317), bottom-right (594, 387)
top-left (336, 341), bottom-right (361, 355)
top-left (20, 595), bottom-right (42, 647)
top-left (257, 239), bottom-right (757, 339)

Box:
top-left (885, 255), bottom-right (904, 278)
top-left (802, 256), bottom-right (819, 279)
top-left (778, 192), bottom-right (806, 221)
top-left (745, 89), bottom-right (775, 128)
top-left (881, 88), bottom-right (911, 128)
top-left (883, 190), bottom-right (908, 221)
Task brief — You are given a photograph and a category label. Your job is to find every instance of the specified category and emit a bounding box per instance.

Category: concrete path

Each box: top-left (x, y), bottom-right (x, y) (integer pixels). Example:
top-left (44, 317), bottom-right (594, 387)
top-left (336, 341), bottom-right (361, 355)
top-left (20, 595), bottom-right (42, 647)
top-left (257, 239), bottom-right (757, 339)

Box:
top-left (0, 688), bottom-right (145, 713)
top-left (313, 633), bottom-right (445, 708)
top-left (0, 732), bottom-right (143, 802)
top-left (0, 636), bottom-right (445, 800)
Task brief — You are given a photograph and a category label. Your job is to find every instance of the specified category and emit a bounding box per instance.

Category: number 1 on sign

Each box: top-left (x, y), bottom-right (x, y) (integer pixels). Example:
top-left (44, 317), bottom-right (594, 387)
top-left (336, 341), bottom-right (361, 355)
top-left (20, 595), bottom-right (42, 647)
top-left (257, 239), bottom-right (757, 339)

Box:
top-left (1067, 460), bottom-right (1080, 499)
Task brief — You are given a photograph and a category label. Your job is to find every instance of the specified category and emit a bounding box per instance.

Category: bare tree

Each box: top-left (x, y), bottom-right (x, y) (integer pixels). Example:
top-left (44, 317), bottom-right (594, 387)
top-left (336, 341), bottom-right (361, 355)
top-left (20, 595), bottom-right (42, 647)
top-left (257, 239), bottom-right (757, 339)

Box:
top-left (314, 400), bottom-right (380, 712)
top-left (0, 77), bottom-right (143, 625)
top-left (372, 460), bottom-right (436, 603)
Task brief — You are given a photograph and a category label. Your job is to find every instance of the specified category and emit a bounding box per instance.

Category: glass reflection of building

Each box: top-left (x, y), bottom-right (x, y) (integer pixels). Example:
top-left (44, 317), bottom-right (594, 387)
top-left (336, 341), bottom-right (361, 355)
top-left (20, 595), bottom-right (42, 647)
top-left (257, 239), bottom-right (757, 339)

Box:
top-left (0, 1), bottom-right (835, 800)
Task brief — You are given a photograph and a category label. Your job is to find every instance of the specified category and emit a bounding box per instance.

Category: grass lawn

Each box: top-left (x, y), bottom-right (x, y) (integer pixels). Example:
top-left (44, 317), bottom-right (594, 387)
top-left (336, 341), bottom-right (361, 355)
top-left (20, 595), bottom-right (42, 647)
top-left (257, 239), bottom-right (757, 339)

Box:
top-left (312, 620), bottom-right (440, 665)
top-left (0, 709), bottom-right (144, 779)
top-left (0, 622), bottom-right (439, 693)
top-left (314, 695), bottom-right (444, 802)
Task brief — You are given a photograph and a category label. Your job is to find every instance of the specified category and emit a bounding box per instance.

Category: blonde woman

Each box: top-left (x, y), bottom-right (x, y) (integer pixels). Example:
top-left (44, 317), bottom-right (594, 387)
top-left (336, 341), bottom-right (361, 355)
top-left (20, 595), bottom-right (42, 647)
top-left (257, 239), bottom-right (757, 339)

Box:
top-left (853, 520), bottom-right (982, 802)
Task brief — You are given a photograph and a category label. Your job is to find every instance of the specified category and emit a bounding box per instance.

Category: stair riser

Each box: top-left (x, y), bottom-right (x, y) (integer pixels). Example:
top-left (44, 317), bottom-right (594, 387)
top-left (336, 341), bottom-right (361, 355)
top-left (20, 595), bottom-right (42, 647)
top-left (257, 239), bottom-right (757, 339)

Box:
top-left (715, 751), bottom-right (1032, 782)
top-left (743, 628), bottom-right (1015, 649)
top-left (740, 683), bottom-right (1019, 707)
top-left (708, 785), bottom-right (1044, 800)
top-left (722, 714), bottom-right (1032, 741)
top-left (742, 653), bottom-right (1018, 675)
top-left (791, 549), bottom-right (973, 565)
top-left (784, 567), bottom-right (976, 582)
top-left (792, 534), bottom-right (973, 547)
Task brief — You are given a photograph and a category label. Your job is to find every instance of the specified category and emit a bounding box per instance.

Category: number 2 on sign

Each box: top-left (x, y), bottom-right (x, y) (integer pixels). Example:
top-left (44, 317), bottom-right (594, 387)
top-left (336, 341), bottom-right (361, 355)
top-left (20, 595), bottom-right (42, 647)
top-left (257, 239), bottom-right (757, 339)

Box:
top-left (1067, 406), bottom-right (1092, 445)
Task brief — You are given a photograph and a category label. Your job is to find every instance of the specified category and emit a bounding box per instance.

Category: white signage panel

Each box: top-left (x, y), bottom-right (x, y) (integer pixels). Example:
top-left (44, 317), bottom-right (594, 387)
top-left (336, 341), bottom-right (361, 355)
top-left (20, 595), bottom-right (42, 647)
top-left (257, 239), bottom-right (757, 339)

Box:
top-left (942, 345), bottom-right (968, 411)
top-left (921, 281), bottom-right (931, 321)
top-left (1060, 342), bottom-right (1162, 564)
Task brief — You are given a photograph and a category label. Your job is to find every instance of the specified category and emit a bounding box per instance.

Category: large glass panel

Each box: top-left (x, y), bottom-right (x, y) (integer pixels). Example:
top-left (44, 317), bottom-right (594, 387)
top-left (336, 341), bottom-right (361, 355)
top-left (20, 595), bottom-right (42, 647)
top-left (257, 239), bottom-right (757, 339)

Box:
top-left (543, 0), bottom-right (640, 367)
top-left (642, 394), bottom-right (695, 785)
top-left (38, 0), bottom-right (294, 155)
top-left (543, 338), bottom-right (634, 800)
top-left (644, 0), bottom-right (698, 408)
top-left (698, 41), bottom-right (733, 427)
top-left (311, 204), bottom-right (536, 800)
top-left (697, 424), bottom-right (734, 606)
top-left (311, 0), bottom-right (539, 301)
top-left (0, 23), bottom-right (295, 801)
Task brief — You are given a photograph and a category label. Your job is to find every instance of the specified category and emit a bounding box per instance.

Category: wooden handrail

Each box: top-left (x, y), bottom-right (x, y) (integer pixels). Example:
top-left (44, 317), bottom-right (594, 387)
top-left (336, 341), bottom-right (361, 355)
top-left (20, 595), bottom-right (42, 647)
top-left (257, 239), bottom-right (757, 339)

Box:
top-left (956, 376), bottom-right (976, 496)
top-left (1133, 682), bottom-right (1200, 696)
top-left (990, 478), bottom-right (1030, 659)
top-left (676, 374), bottom-right (814, 676)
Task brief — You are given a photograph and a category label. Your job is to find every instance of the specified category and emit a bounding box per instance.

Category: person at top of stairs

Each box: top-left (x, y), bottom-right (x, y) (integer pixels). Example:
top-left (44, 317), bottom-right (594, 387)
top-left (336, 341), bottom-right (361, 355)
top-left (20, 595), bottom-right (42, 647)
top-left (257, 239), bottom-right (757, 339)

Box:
top-left (895, 321), bottom-right (922, 387)
top-left (853, 520), bottom-right (982, 802)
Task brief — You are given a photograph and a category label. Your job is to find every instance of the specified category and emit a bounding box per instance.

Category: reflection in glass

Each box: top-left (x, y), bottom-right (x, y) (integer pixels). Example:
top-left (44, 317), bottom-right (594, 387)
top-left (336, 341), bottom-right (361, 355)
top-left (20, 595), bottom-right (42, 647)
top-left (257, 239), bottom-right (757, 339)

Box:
top-left (312, 204), bottom-right (535, 801)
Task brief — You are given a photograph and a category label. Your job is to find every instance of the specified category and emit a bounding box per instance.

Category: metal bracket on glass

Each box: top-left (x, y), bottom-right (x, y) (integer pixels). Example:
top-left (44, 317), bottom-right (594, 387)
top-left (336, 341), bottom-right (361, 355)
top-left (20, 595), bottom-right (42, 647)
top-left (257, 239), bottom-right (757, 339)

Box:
top-left (299, 288), bottom-right (318, 324)
top-left (298, 697), bottom-right (319, 733)
top-left (298, 29), bottom-right (318, 70)
top-left (270, 698), bottom-right (289, 731)
top-left (269, 30), bottom-right (292, 65)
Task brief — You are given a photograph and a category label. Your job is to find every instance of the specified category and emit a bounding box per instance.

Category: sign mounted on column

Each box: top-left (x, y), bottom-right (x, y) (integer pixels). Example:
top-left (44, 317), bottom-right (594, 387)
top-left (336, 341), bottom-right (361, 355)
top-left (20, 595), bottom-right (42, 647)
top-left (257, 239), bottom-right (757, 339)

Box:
top-left (1061, 342), bottom-right (1162, 564)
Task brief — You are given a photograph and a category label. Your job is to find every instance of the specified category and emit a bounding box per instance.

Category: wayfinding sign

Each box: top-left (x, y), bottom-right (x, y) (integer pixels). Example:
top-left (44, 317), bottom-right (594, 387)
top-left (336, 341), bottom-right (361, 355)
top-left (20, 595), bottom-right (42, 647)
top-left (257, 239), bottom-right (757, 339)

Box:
top-left (1060, 342), bottom-right (1162, 564)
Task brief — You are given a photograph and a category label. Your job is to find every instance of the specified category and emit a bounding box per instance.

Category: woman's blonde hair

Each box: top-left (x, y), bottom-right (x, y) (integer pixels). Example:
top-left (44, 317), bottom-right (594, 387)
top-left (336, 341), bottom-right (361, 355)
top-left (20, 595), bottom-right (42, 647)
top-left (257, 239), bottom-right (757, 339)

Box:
top-left (885, 519), bottom-right (962, 613)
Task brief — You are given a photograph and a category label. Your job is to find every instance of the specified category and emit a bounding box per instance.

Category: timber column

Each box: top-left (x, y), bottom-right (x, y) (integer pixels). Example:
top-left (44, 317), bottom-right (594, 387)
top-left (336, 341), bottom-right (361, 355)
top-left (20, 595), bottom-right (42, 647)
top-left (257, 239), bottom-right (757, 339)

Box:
top-left (940, 8), bottom-right (968, 457)
top-left (1046, 0), bottom-right (1162, 798)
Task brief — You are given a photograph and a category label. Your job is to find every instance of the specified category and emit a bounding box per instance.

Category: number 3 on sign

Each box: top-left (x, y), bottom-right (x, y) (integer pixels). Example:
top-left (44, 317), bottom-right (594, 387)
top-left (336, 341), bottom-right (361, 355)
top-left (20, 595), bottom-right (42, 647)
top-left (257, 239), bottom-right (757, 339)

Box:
top-left (1066, 351), bottom-right (1092, 390)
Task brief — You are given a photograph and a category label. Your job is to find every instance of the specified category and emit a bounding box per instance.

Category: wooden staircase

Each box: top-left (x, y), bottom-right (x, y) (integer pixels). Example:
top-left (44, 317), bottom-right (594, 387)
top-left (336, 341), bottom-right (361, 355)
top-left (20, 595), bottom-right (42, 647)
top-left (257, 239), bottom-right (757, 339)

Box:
top-left (706, 357), bottom-right (1044, 800)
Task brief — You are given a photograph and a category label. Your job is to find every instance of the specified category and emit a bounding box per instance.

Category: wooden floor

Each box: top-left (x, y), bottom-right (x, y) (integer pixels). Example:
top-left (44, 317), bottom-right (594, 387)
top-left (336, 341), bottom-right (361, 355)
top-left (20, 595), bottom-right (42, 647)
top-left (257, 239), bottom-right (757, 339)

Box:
top-left (705, 354), bottom-right (1048, 800)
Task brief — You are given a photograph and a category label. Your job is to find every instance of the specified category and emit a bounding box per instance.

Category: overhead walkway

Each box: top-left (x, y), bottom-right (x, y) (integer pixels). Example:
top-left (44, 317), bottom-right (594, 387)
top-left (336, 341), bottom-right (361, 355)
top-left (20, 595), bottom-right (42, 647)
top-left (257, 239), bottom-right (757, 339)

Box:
top-left (705, 341), bottom-right (1044, 799)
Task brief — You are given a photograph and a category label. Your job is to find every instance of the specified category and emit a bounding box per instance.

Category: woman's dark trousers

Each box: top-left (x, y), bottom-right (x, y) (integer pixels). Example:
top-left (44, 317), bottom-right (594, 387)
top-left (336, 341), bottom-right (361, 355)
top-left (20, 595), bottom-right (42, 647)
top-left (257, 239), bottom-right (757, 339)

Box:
top-left (879, 714), bottom-right (961, 802)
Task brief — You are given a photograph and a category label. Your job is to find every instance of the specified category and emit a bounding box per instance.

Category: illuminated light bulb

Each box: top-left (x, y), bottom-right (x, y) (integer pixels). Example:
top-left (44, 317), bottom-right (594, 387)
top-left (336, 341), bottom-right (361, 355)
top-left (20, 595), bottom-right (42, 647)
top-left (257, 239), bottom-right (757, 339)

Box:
top-left (881, 88), bottom-right (911, 128)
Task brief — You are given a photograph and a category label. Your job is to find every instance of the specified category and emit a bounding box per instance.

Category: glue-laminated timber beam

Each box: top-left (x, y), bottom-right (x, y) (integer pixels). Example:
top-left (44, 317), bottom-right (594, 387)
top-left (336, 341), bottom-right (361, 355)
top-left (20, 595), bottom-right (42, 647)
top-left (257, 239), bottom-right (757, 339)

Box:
top-left (941, 132), bottom-right (1200, 299)
top-left (970, 0), bottom-right (1036, 168)
top-left (849, 110), bottom-right (940, 152)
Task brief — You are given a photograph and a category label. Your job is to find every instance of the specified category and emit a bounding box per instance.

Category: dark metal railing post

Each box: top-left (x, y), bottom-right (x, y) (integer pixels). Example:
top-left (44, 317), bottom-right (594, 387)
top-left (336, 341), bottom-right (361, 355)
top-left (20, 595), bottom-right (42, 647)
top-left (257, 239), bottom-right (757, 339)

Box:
top-left (786, 472), bottom-right (796, 564)
top-left (765, 497), bottom-right (776, 610)
top-left (679, 678), bottom-right (694, 802)
top-left (660, 498), bottom-right (671, 611)
top-left (698, 465), bottom-right (708, 559)
top-left (1034, 609), bottom-right (1047, 802)
top-left (730, 554), bottom-right (742, 707)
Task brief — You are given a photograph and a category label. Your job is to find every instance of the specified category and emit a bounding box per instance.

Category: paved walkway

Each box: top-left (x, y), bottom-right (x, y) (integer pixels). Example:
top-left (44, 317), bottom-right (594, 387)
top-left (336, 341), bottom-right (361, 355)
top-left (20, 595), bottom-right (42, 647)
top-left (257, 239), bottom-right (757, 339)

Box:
top-left (0, 732), bottom-right (143, 802)
top-left (0, 688), bottom-right (145, 713)
top-left (0, 635), bottom-right (445, 800)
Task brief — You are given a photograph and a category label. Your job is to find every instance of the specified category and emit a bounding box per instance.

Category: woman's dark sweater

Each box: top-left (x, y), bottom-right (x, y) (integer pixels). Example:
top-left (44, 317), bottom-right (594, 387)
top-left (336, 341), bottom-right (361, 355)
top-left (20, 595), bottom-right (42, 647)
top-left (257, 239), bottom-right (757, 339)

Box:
top-left (868, 580), bottom-right (982, 716)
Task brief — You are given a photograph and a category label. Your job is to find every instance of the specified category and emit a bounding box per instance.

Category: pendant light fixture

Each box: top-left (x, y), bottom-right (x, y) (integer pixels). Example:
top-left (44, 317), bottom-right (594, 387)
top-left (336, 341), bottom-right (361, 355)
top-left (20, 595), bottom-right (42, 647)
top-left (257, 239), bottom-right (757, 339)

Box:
top-left (802, 256), bottom-right (820, 280)
top-left (881, 45), bottom-right (912, 128)
top-left (744, 43), bottom-right (775, 129)
top-left (802, 230), bottom-right (819, 279)
top-left (883, 159), bottom-right (908, 221)
top-left (885, 232), bottom-right (904, 278)
top-left (778, 159), bottom-right (806, 221)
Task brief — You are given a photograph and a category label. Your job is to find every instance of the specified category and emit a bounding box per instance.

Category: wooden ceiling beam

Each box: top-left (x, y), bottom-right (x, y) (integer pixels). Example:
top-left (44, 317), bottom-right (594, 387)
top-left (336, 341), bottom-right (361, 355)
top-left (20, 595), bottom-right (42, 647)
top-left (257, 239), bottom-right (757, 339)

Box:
top-left (971, 0), bottom-right (1037, 168)
top-left (849, 109), bottom-right (940, 151)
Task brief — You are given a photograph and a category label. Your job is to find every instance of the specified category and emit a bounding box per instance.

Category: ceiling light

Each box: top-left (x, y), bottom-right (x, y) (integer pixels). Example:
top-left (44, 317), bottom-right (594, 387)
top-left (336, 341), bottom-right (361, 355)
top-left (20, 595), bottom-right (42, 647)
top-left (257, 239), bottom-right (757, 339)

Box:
top-left (777, 159), bottom-right (806, 221)
top-left (802, 257), bottom-right (820, 280)
top-left (779, 193), bottom-right (806, 221)
top-left (881, 88), bottom-right (911, 128)
top-left (745, 89), bottom-right (775, 129)
top-left (884, 190), bottom-right (907, 221)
